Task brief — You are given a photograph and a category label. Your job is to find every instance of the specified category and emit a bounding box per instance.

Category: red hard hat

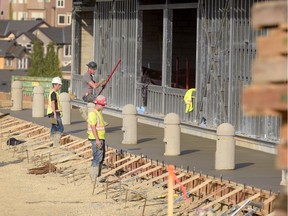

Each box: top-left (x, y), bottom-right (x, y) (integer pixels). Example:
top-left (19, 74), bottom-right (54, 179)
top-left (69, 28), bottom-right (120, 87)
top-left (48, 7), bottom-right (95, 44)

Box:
top-left (94, 95), bottom-right (106, 106)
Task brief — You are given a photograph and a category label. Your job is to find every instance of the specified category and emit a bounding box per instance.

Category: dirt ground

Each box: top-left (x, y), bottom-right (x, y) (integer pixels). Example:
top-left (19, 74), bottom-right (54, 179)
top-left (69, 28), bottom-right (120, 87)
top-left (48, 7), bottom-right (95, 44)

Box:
top-left (0, 147), bottom-right (162, 216)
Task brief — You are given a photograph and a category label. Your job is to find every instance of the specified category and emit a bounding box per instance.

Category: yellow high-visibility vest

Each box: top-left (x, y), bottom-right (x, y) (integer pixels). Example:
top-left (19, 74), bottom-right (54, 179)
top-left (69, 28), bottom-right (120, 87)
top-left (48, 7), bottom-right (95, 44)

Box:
top-left (47, 90), bottom-right (62, 115)
top-left (87, 109), bottom-right (105, 140)
top-left (184, 88), bottom-right (196, 113)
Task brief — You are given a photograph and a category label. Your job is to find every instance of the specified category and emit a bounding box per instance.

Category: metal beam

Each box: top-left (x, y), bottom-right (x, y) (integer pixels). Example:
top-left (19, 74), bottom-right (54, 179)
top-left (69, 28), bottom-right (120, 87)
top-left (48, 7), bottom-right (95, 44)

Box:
top-left (139, 3), bottom-right (198, 10)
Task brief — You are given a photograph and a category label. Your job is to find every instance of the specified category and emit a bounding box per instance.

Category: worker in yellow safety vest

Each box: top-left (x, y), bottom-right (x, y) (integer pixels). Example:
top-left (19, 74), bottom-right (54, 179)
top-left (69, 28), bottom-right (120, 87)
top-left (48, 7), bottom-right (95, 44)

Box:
top-left (47, 77), bottom-right (64, 147)
top-left (87, 95), bottom-right (107, 182)
top-left (184, 88), bottom-right (196, 113)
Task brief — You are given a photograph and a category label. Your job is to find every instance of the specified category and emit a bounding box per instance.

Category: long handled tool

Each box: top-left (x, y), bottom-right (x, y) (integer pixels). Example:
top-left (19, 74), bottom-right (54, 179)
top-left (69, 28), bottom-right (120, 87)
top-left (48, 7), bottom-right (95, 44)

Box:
top-left (98, 58), bottom-right (122, 96)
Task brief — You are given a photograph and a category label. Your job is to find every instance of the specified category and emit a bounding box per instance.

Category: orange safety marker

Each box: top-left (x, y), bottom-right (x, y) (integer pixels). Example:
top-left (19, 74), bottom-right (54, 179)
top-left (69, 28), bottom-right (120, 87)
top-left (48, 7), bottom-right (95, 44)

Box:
top-left (168, 165), bottom-right (175, 216)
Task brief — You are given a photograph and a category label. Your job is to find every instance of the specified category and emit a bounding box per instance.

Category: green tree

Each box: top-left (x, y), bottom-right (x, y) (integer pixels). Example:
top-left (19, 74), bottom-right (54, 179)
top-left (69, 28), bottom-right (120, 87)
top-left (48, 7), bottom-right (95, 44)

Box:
top-left (28, 38), bottom-right (44, 76)
top-left (44, 42), bottom-right (62, 78)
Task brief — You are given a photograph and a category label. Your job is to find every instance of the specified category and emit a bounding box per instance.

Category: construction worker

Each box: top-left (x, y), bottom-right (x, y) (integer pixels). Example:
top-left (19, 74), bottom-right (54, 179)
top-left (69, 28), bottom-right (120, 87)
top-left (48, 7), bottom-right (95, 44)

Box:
top-left (47, 77), bottom-right (64, 147)
top-left (82, 61), bottom-right (105, 103)
top-left (87, 95), bottom-right (107, 182)
top-left (79, 61), bottom-right (105, 120)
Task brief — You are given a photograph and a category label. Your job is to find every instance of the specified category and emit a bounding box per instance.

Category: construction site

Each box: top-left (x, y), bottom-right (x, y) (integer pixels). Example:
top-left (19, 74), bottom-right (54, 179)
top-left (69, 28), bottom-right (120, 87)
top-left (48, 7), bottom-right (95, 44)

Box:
top-left (0, 0), bottom-right (287, 215)
top-left (0, 108), bottom-right (284, 215)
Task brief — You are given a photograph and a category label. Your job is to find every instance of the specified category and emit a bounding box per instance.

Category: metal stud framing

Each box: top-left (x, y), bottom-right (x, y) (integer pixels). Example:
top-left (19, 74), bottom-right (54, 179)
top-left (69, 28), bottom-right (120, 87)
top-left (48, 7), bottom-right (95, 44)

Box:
top-left (71, 0), bottom-right (280, 145)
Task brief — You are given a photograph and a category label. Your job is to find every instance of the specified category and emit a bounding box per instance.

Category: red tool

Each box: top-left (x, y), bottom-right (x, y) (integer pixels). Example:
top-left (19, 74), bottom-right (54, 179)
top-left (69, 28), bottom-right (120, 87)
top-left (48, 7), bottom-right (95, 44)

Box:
top-left (98, 58), bottom-right (121, 96)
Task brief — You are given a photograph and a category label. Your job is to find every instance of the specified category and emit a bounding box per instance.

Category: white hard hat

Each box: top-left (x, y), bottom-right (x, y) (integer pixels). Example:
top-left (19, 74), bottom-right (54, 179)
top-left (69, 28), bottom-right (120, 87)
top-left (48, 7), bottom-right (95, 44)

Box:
top-left (51, 77), bottom-right (62, 85)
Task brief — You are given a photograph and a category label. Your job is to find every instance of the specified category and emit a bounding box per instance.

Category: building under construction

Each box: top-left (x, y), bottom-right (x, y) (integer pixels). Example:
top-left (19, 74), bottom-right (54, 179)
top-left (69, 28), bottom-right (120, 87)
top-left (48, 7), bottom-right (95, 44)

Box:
top-left (70, 0), bottom-right (281, 152)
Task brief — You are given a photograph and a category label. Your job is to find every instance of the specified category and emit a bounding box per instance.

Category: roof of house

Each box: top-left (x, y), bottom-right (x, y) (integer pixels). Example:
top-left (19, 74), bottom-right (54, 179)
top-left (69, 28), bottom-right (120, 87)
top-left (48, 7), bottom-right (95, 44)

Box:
top-left (21, 32), bottom-right (38, 42)
top-left (0, 20), bottom-right (49, 38)
top-left (38, 26), bottom-right (71, 44)
top-left (0, 40), bottom-right (27, 58)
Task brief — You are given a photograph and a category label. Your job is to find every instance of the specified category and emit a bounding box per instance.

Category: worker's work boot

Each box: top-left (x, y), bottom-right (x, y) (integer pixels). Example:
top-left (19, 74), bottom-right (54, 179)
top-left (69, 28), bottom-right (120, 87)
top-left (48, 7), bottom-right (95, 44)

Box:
top-left (90, 166), bottom-right (99, 183)
top-left (50, 134), bottom-right (54, 147)
top-left (79, 107), bottom-right (88, 120)
top-left (53, 132), bottom-right (61, 147)
top-left (97, 164), bottom-right (107, 183)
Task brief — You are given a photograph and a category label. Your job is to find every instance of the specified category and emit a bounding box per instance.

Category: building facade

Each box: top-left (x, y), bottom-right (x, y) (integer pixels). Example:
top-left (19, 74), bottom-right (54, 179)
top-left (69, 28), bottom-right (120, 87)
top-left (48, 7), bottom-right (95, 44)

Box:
top-left (71, 0), bottom-right (280, 152)
top-left (11, 0), bottom-right (72, 27)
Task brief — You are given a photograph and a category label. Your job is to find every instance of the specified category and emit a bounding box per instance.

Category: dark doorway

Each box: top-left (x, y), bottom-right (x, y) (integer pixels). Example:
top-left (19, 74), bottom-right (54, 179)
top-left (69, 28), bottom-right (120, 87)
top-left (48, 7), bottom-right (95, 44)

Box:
top-left (142, 10), bottom-right (163, 86)
top-left (172, 8), bottom-right (197, 89)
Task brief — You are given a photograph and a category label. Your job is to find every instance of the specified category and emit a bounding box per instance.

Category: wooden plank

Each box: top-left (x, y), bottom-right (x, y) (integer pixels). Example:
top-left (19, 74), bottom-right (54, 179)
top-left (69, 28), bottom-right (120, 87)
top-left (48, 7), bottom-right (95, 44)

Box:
top-left (113, 155), bottom-right (131, 166)
top-left (252, 1), bottom-right (287, 29)
top-left (242, 84), bottom-right (288, 115)
top-left (101, 157), bottom-right (141, 178)
top-left (256, 29), bottom-right (288, 59)
top-left (130, 171), bottom-right (169, 190)
top-left (39, 139), bottom-right (87, 156)
top-left (187, 179), bottom-right (212, 194)
top-left (1, 122), bottom-right (31, 133)
top-left (200, 186), bottom-right (243, 210)
top-left (54, 148), bottom-right (92, 164)
top-left (173, 174), bottom-right (200, 190)
top-left (237, 192), bottom-right (261, 206)
top-left (137, 165), bottom-right (163, 178)
top-left (120, 162), bottom-right (152, 179)
top-left (252, 56), bottom-right (288, 84)
top-left (13, 126), bottom-right (44, 137)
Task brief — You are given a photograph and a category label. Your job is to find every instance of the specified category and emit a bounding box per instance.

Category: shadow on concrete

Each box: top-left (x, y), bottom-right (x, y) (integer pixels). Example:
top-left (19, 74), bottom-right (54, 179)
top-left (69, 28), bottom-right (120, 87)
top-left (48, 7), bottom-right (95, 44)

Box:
top-left (181, 149), bottom-right (200, 155)
top-left (126, 148), bottom-right (141, 151)
top-left (106, 126), bottom-right (122, 133)
top-left (66, 129), bottom-right (86, 134)
top-left (138, 138), bottom-right (157, 144)
top-left (235, 162), bottom-right (254, 170)
top-left (71, 121), bottom-right (85, 125)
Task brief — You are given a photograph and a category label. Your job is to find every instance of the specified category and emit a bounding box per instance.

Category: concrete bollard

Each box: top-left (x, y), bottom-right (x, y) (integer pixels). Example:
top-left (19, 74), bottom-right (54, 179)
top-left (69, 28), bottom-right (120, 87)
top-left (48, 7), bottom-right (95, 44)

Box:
top-left (122, 104), bottom-right (137, 145)
top-left (164, 113), bottom-right (181, 156)
top-left (60, 92), bottom-right (71, 125)
top-left (32, 86), bottom-right (45, 117)
top-left (215, 123), bottom-right (235, 170)
top-left (11, 81), bottom-right (23, 111)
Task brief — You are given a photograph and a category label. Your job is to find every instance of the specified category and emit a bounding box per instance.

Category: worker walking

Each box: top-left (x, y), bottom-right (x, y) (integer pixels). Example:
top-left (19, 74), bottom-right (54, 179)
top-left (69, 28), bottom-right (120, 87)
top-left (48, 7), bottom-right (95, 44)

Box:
top-left (80, 61), bottom-right (105, 120)
top-left (47, 77), bottom-right (64, 147)
top-left (87, 95), bottom-right (107, 182)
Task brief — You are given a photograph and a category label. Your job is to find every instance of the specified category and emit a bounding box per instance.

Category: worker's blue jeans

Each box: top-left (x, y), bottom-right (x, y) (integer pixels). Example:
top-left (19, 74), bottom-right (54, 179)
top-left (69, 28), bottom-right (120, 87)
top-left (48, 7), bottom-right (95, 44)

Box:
top-left (90, 139), bottom-right (105, 167)
top-left (49, 112), bottom-right (64, 135)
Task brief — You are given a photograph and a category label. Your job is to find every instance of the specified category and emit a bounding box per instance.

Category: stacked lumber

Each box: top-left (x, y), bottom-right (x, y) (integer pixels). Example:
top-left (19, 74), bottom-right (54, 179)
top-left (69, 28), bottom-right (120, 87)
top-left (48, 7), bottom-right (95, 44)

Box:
top-left (242, 1), bottom-right (287, 215)
top-left (242, 0), bottom-right (287, 168)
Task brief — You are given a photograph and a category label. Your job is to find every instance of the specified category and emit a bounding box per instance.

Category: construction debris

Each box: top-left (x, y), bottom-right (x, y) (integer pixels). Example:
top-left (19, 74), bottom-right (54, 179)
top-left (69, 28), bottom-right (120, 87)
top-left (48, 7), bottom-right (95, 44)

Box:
top-left (28, 162), bottom-right (57, 175)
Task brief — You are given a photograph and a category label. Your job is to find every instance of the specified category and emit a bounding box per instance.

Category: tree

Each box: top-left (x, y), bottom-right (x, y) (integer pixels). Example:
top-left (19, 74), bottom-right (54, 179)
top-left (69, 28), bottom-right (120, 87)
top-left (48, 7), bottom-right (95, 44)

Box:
top-left (28, 40), bottom-right (62, 78)
top-left (27, 38), bottom-right (44, 76)
top-left (44, 42), bottom-right (62, 78)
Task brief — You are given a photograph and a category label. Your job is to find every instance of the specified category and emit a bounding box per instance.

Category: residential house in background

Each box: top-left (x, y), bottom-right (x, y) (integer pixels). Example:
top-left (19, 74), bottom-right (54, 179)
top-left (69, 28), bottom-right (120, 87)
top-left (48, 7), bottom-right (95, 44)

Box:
top-left (0, 19), bottom-right (72, 79)
top-left (32, 26), bottom-right (72, 79)
top-left (11, 0), bottom-right (72, 27)
top-left (0, 19), bottom-right (49, 40)
top-left (0, 40), bottom-right (28, 70)
top-left (0, 20), bottom-right (49, 70)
